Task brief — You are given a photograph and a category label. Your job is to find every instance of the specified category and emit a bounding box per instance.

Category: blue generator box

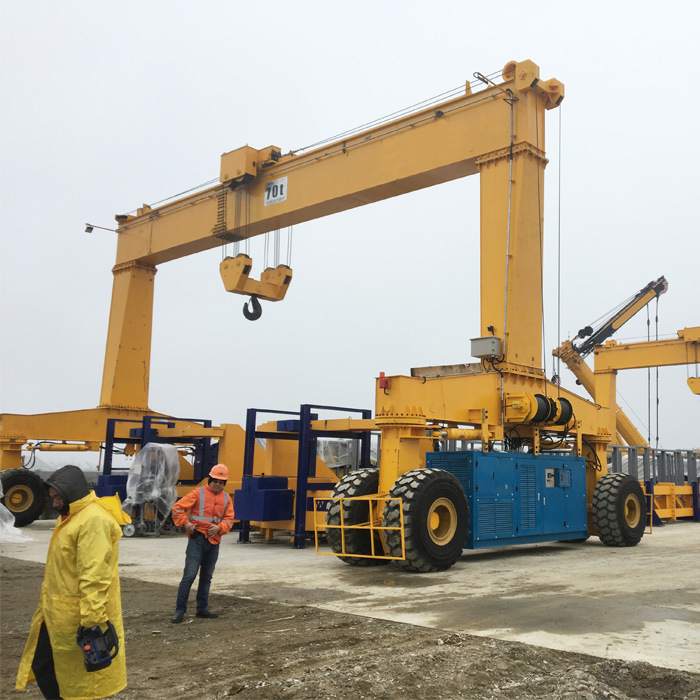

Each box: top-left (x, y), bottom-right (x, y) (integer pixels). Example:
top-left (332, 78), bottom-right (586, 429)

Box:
top-left (426, 451), bottom-right (588, 549)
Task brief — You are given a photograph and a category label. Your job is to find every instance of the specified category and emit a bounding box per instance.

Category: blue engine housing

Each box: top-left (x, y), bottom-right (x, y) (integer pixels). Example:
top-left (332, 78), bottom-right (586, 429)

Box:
top-left (426, 451), bottom-right (588, 549)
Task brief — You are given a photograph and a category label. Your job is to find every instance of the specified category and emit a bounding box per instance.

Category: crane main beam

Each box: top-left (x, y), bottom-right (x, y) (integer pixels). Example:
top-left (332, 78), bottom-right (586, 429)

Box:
top-left (593, 327), bottom-right (700, 372)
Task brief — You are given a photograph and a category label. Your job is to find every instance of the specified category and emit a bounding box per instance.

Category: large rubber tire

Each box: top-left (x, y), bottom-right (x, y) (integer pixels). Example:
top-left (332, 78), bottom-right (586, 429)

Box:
top-left (0, 469), bottom-right (47, 527)
top-left (592, 473), bottom-right (646, 547)
top-left (326, 468), bottom-right (389, 566)
top-left (382, 468), bottom-right (468, 573)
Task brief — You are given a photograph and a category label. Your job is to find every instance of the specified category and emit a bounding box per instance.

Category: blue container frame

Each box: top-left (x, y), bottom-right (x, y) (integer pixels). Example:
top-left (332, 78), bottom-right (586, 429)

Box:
top-left (240, 404), bottom-right (372, 548)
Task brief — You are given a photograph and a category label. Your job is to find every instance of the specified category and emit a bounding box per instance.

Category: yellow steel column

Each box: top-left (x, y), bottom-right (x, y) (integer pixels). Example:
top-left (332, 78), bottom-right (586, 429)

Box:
top-left (376, 425), bottom-right (432, 496)
top-left (478, 145), bottom-right (546, 368)
top-left (0, 442), bottom-right (23, 470)
top-left (477, 75), bottom-right (548, 371)
top-left (99, 262), bottom-right (157, 409)
top-left (582, 437), bottom-right (609, 534)
top-left (593, 368), bottom-right (617, 475)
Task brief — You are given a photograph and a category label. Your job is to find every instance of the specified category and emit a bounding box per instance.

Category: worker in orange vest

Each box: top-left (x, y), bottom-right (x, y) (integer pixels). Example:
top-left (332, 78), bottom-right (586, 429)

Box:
top-left (170, 464), bottom-right (234, 623)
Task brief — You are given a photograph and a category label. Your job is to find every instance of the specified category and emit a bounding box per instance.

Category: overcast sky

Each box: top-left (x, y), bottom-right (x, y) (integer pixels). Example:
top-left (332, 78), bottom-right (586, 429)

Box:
top-left (1, 1), bottom-right (698, 451)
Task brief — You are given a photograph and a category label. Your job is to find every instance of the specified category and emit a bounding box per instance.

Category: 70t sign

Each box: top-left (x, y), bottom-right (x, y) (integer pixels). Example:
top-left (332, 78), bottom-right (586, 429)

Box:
top-left (264, 177), bottom-right (287, 206)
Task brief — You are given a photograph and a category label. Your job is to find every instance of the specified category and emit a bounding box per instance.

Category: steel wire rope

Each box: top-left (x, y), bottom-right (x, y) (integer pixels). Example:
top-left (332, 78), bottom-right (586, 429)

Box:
top-left (123, 178), bottom-right (220, 216)
top-left (244, 183), bottom-right (251, 256)
top-left (124, 75), bottom-right (505, 217)
top-left (118, 94), bottom-right (503, 235)
top-left (556, 105), bottom-right (563, 390)
top-left (534, 90), bottom-right (548, 398)
top-left (119, 71), bottom-right (510, 231)
top-left (120, 71), bottom-right (508, 224)
top-left (654, 296), bottom-right (660, 448)
top-left (616, 389), bottom-right (651, 439)
top-left (267, 92), bottom-right (500, 183)
top-left (495, 83), bottom-right (519, 422)
top-left (647, 305), bottom-right (652, 445)
top-left (291, 71), bottom-right (503, 154)
top-left (580, 294), bottom-right (639, 341)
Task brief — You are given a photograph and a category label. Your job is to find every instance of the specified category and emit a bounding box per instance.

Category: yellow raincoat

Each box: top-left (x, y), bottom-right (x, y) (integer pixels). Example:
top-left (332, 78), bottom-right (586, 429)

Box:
top-left (16, 492), bottom-right (130, 699)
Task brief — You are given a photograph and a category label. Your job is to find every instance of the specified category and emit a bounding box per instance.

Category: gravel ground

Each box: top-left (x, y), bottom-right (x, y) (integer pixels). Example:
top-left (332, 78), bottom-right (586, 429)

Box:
top-left (2, 557), bottom-right (699, 700)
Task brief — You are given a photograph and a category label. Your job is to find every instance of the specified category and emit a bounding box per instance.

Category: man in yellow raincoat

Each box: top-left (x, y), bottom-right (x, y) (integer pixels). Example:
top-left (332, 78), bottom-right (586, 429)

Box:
top-left (16, 465), bottom-right (130, 700)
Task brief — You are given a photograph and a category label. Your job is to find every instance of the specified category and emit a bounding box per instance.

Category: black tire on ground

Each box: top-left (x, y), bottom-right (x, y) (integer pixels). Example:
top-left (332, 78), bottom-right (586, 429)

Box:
top-left (0, 469), bottom-right (47, 527)
top-left (592, 473), bottom-right (647, 547)
top-left (326, 468), bottom-right (389, 566)
top-left (382, 468), bottom-right (468, 573)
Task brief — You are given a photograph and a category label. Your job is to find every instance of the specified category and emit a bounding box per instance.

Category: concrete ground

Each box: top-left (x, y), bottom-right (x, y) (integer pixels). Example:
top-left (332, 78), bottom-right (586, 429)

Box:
top-left (3, 519), bottom-right (699, 673)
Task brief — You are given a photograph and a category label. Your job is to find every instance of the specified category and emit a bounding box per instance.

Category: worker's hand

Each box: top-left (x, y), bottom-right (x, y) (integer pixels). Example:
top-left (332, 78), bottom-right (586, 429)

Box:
top-left (184, 522), bottom-right (196, 535)
top-left (207, 523), bottom-right (221, 537)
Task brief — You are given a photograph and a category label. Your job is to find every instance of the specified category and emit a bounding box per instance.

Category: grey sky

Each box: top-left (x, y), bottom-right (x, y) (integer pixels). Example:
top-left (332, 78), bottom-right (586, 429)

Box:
top-left (1, 1), bottom-right (698, 449)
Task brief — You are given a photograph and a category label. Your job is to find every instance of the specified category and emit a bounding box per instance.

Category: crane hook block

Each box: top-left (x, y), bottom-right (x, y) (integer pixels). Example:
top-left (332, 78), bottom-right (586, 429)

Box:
top-left (243, 295), bottom-right (262, 321)
top-left (220, 254), bottom-right (293, 302)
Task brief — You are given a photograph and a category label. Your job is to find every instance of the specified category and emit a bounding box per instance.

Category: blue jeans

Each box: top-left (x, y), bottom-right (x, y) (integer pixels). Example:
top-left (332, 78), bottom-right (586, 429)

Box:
top-left (175, 534), bottom-right (219, 613)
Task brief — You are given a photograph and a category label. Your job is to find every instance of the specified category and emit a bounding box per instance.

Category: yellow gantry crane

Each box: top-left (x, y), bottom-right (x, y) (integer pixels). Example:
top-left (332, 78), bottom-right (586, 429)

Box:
top-left (1, 59), bottom-right (565, 527)
top-left (1, 60), bottom-right (697, 567)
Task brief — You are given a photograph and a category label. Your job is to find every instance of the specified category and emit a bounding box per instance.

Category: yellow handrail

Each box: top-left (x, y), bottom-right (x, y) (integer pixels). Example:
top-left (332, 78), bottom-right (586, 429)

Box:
top-left (313, 496), bottom-right (405, 561)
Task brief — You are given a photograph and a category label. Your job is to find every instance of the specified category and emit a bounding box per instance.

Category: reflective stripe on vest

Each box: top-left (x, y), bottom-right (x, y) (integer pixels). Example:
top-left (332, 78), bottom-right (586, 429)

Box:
top-left (189, 488), bottom-right (230, 524)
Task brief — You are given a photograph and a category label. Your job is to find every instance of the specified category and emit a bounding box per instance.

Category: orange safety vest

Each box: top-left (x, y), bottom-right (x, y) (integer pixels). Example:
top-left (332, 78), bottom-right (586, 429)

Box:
top-left (171, 484), bottom-right (234, 545)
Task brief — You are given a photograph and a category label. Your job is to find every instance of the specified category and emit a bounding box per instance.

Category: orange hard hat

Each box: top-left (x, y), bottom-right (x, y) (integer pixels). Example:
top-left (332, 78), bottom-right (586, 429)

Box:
top-left (209, 464), bottom-right (229, 480)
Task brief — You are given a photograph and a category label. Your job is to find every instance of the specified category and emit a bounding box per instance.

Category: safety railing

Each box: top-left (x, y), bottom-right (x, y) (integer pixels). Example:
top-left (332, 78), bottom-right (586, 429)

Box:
top-left (607, 446), bottom-right (699, 484)
top-left (313, 496), bottom-right (405, 561)
top-left (643, 483), bottom-right (654, 535)
top-left (608, 446), bottom-right (700, 522)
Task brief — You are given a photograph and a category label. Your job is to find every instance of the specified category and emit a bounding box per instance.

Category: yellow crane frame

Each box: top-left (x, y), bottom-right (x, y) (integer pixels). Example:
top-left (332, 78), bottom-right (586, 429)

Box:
top-left (1, 59), bottom-right (696, 545)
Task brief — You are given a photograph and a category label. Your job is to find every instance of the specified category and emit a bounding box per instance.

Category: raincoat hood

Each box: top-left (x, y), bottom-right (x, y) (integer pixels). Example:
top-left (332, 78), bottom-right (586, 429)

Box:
top-left (45, 465), bottom-right (90, 504)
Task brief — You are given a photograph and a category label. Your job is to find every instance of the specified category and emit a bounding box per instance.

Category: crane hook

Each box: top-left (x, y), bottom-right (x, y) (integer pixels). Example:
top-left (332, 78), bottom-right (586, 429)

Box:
top-left (243, 294), bottom-right (262, 321)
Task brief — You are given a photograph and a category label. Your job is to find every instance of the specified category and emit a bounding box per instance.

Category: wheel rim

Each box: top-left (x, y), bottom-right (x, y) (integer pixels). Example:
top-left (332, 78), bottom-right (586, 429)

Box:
top-left (7, 485), bottom-right (34, 513)
top-left (427, 497), bottom-right (457, 545)
top-left (624, 494), bottom-right (641, 528)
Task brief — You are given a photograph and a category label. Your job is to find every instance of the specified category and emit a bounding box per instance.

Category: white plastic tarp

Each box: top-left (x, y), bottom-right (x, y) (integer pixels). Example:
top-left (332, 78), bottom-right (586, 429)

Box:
top-left (121, 443), bottom-right (180, 517)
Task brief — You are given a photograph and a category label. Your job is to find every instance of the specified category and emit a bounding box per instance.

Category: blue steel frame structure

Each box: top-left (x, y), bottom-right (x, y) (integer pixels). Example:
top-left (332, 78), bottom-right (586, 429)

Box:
top-left (239, 404), bottom-right (372, 548)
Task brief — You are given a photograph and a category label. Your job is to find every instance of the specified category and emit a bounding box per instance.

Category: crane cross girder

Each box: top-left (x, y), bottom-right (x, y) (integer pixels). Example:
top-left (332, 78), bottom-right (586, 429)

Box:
top-left (593, 327), bottom-right (700, 372)
top-left (113, 62), bottom-right (560, 268)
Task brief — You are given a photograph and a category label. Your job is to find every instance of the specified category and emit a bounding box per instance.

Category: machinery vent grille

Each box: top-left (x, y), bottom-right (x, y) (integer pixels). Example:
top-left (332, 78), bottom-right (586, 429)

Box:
top-left (520, 464), bottom-right (537, 529)
top-left (477, 502), bottom-right (513, 535)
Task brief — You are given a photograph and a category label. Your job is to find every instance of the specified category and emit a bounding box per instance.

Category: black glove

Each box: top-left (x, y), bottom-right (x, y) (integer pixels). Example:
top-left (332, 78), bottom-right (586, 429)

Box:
top-left (76, 621), bottom-right (119, 672)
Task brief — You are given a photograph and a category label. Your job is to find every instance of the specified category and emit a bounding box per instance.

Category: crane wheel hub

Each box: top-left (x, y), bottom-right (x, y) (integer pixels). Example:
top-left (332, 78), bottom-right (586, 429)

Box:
top-left (7, 485), bottom-right (33, 512)
top-left (427, 497), bottom-right (458, 545)
top-left (624, 494), bottom-right (641, 528)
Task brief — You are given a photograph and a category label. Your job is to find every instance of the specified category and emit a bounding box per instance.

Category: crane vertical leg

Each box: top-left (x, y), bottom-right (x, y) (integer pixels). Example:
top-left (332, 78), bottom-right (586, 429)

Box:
top-left (99, 262), bottom-right (157, 410)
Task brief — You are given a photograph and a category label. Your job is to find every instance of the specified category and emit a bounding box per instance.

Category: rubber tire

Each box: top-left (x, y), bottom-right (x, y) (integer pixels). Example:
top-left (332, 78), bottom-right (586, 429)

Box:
top-left (592, 473), bottom-right (647, 547)
top-left (326, 468), bottom-right (389, 566)
top-left (0, 468), bottom-right (47, 527)
top-left (382, 468), bottom-right (468, 573)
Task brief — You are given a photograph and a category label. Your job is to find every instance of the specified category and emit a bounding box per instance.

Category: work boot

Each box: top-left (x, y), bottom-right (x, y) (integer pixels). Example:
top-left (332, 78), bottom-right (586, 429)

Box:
top-left (171, 611), bottom-right (185, 623)
top-left (195, 609), bottom-right (219, 619)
